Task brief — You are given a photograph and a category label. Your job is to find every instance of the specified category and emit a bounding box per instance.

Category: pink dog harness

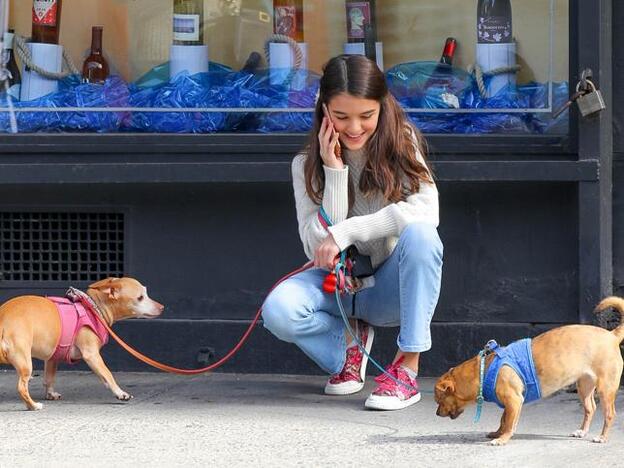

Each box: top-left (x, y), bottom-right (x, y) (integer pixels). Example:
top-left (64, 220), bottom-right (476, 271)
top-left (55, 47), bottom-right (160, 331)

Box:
top-left (47, 296), bottom-right (109, 364)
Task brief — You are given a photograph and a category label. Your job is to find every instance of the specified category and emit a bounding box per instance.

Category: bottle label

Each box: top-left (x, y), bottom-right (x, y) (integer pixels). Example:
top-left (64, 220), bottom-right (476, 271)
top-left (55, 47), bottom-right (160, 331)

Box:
top-left (3, 32), bottom-right (14, 50)
top-left (173, 14), bottom-right (200, 42)
top-left (346, 2), bottom-right (371, 41)
top-left (274, 6), bottom-right (296, 37)
top-left (33, 0), bottom-right (58, 27)
top-left (477, 16), bottom-right (512, 43)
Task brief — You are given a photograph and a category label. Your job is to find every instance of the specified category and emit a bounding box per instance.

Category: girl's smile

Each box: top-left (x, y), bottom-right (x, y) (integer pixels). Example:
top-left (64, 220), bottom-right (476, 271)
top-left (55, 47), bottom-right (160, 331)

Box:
top-left (326, 93), bottom-right (381, 151)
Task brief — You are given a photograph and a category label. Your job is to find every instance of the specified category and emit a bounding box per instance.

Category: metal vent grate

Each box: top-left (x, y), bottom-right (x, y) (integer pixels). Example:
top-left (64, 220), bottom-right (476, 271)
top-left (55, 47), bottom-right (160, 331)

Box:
top-left (0, 212), bottom-right (124, 282)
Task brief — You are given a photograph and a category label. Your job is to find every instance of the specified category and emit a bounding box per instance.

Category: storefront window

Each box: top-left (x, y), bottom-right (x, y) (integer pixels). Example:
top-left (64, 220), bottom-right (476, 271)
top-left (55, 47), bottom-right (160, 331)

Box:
top-left (0, 0), bottom-right (569, 135)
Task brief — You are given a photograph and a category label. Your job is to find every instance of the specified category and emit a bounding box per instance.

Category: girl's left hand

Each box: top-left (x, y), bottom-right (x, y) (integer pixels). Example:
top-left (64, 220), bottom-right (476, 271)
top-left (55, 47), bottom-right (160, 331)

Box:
top-left (315, 233), bottom-right (341, 271)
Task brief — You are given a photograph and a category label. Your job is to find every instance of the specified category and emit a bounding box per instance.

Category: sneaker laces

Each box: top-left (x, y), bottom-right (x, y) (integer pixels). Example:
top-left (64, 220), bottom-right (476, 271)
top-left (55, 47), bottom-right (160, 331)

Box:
top-left (373, 356), bottom-right (406, 393)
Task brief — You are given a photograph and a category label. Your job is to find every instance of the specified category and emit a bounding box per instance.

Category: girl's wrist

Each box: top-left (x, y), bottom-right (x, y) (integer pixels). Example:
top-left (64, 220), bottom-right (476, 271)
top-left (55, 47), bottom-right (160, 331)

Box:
top-left (324, 160), bottom-right (344, 170)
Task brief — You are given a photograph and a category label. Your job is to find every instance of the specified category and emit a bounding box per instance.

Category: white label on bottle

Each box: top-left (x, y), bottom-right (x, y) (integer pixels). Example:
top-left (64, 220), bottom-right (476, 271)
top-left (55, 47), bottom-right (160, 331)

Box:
top-left (33, 0), bottom-right (58, 26)
top-left (478, 16), bottom-right (512, 43)
top-left (3, 32), bottom-right (14, 50)
top-left (173, 14), bottom-right (200, 42)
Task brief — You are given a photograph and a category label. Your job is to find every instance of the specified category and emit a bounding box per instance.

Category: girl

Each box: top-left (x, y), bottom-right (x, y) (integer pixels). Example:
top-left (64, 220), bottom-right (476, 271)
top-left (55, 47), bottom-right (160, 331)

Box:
top-left (262, 54), bottom-right (442, 410)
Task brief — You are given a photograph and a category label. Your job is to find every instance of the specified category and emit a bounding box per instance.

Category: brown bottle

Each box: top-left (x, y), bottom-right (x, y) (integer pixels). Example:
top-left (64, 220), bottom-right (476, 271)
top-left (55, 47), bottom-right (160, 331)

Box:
top-left (32, 0), bottom-right (63, 44)
top-left (82, 27), bottom-right (109, 84)
top-left (3, 30), bottom-right (21, 86)
top-left (273, 0), bottom-right (303, 42)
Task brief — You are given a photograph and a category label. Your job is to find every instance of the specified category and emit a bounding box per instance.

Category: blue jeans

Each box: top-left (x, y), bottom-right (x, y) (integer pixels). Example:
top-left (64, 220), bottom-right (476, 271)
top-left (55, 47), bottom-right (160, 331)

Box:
top-left (262, 223), bottom-right (443, 374)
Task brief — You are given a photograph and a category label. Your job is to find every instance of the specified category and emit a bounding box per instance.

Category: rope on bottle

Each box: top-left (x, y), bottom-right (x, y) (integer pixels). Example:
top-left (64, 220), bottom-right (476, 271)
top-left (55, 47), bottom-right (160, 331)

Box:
top-left (14, 34), bottom-right (79, 80)
top-left (468, 63), bottom-right (521, 98)
top-left (263, 33), bottom-right (304, 88)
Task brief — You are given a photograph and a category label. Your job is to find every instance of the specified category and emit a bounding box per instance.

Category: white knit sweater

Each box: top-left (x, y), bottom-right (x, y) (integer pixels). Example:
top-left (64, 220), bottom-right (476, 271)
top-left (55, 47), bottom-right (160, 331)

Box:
top-left (291, 144), bottom-right (439, 268)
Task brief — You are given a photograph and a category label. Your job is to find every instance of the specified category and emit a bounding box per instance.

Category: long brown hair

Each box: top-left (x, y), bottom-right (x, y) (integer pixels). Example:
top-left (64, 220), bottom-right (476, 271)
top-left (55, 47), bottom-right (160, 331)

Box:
top-left (304, 54), bottom-right (432, 206)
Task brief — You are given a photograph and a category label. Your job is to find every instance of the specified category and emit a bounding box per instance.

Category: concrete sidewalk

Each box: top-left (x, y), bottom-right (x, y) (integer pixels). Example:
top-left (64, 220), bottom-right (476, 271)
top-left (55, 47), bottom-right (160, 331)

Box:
top-left (0, 370), bottom-right (622, 467)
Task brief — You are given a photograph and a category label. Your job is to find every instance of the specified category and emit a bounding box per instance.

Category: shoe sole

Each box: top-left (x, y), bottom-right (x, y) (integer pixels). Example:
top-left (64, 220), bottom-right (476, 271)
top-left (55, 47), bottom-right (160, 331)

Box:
top-left (324, 380), bottom-right (365, 396)
top-left (364, 391), bottom-right (422, 411)
top-left (324, 325), bottom-right (375, 396)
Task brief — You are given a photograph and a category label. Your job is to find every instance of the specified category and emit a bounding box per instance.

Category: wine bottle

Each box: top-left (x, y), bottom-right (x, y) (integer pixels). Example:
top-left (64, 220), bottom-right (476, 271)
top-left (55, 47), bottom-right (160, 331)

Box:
top-left (424, 37), bottom-right (458, 104)
top-left (3, 30), bottom-right (21, 86)
top-left (173, 0), bottom-right (204, 45)
top-left (346, 1), bottom-right (377, 61)
top-left (477, 0), bottom-right (512, 44)
top-left (240, 51), bottom-right (263, 74)
top-left (477, 0), bottom-right (514, 96)
top-left (439, 37), bottom-right (457, 65)
top-left (82, 26), bottom-right (110, 84)
top-left (273, 0), bottom-right (303, 42)
top-left (32, 0), bottom-right (62, 44)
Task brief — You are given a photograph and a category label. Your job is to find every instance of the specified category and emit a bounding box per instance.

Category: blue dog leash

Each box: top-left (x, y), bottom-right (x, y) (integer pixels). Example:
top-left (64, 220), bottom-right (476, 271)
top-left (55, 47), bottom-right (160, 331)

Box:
top-left (319, 207), bottom-right (424, 394)
top-left (474, 349), bottom-right (486, 423)
top-left (474, 339), bottom-right (498, 423)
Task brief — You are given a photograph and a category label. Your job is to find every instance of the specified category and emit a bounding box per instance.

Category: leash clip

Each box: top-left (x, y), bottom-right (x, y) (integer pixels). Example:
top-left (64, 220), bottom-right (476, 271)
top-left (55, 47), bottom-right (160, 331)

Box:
top-left (484, 339), bottom-right (499, 354)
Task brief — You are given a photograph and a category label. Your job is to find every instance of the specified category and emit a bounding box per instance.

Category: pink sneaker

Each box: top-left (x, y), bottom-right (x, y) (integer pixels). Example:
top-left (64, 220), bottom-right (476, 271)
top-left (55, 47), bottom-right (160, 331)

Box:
top-left (364, 356), bottom-right (421, 410)
top-left (324, 321), bottom-right (375, 396)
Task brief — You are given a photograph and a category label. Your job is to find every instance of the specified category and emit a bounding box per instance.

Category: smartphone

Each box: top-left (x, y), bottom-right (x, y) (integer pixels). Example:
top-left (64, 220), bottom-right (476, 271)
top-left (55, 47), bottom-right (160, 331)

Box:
top-left (322, 103), bottom-right (342, 158)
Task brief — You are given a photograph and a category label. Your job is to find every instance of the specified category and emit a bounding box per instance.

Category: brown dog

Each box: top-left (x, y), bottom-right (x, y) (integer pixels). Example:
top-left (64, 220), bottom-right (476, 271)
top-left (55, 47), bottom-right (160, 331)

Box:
top-left (0, 277), bottom-right (163, 410)
top-left (435, 296), bottom-right (624, 445)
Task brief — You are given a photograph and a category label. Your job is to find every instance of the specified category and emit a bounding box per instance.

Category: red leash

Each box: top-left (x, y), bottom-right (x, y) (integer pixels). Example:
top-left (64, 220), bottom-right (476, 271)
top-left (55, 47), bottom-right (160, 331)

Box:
top-left (86, 261), bottom-right (314, 375)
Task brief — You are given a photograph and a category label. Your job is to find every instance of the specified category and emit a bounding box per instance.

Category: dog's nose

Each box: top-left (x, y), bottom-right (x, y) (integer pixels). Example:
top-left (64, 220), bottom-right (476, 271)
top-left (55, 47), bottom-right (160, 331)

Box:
top-left (436, 408), bottom-right (441, 416)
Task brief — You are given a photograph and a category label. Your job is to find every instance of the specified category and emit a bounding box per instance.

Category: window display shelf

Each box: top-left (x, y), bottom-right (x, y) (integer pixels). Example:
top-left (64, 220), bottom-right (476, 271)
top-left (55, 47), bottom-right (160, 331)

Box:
top-left (0, 0), bottom-right (569, 135)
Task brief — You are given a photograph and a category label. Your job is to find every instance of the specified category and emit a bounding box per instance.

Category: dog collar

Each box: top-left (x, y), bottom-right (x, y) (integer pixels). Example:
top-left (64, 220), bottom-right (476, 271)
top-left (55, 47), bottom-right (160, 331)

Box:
top-left (66, 287), bottom-right (112, 326)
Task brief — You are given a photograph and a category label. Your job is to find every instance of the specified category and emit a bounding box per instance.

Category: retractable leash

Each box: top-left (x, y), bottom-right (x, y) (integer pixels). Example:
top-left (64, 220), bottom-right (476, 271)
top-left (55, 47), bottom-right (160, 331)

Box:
top-left (318, 207), bottom-right (422, 394)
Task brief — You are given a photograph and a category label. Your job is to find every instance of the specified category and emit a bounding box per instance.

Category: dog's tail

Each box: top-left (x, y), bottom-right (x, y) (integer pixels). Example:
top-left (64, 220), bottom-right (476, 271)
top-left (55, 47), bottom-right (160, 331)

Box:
top-left (595, 296), bottom-right (624, 343)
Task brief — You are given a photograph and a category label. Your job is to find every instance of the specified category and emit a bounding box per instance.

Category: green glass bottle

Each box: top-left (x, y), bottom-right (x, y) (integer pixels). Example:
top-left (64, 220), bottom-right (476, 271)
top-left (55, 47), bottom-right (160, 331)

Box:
top-left (173, 0), bottom-right (204, 45)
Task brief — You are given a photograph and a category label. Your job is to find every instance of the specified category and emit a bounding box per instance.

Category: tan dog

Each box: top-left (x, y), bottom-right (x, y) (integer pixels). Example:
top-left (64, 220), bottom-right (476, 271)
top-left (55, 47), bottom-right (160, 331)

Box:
top-left (435, 296), bottom-right (624, 445)
top-left (0, 277), bottom-right (163, 410)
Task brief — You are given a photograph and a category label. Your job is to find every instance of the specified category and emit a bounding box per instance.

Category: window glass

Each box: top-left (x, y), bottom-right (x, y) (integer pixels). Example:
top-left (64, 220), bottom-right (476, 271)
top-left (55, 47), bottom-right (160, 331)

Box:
top-left (0, 0), bottom-right (569, 135)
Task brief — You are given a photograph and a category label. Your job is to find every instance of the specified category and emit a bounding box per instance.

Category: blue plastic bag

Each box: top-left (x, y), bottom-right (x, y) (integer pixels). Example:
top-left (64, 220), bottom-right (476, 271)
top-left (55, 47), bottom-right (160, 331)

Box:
top-left (0, 75), bottom-right (130, 133)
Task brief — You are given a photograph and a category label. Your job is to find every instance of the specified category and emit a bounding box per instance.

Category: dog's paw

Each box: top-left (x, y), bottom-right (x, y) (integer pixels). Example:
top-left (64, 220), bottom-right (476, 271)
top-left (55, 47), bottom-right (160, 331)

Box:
top-left (489, 438), bottom-right (509, 446)
top-left (116, 391), bottom-right (133, 401)
top-left (29, 402), bottom-right (44, 411)
top-left (592, 435), bottom-right (607, 444)
top-left (570, 429), bottom-right (587, 438)
top-left (45, 391), bottom-right (62, 401)
top-left (486, 431), bottom-right (502, 439)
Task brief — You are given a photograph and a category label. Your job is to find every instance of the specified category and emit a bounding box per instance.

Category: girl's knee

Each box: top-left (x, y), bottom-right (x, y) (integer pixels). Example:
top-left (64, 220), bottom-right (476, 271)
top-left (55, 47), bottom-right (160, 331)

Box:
top-left (399, 223), bottom-right (443, 260)
top-left (262, 295), bottom-right (295, 342)
top-left (262, 285), bottom-right (314, 342)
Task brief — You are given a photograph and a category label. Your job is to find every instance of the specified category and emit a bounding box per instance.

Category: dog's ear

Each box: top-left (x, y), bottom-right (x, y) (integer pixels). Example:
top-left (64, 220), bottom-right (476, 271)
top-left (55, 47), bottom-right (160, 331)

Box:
top-left (88, 277), bottom-right (121, 300)
top-left (435, 379), bottom-right (455, 395)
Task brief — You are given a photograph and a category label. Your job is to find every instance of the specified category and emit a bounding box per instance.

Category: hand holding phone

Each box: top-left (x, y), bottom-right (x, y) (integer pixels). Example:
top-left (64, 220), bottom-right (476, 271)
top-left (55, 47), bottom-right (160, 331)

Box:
top-left (319, 103), bottom-right (342, 168)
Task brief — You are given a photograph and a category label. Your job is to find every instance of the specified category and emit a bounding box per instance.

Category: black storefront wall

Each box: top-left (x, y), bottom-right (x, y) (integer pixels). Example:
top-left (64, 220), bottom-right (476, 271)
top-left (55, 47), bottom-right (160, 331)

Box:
top-left (0, 1), bottom-right (617, 376)
top-left (612, 0), bottom-right (624, 301)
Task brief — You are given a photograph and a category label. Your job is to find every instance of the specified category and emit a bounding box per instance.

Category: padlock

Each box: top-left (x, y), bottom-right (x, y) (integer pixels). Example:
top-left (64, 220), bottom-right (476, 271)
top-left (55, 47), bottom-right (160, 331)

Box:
top-left (576, 80), bottom-right (606, 117)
